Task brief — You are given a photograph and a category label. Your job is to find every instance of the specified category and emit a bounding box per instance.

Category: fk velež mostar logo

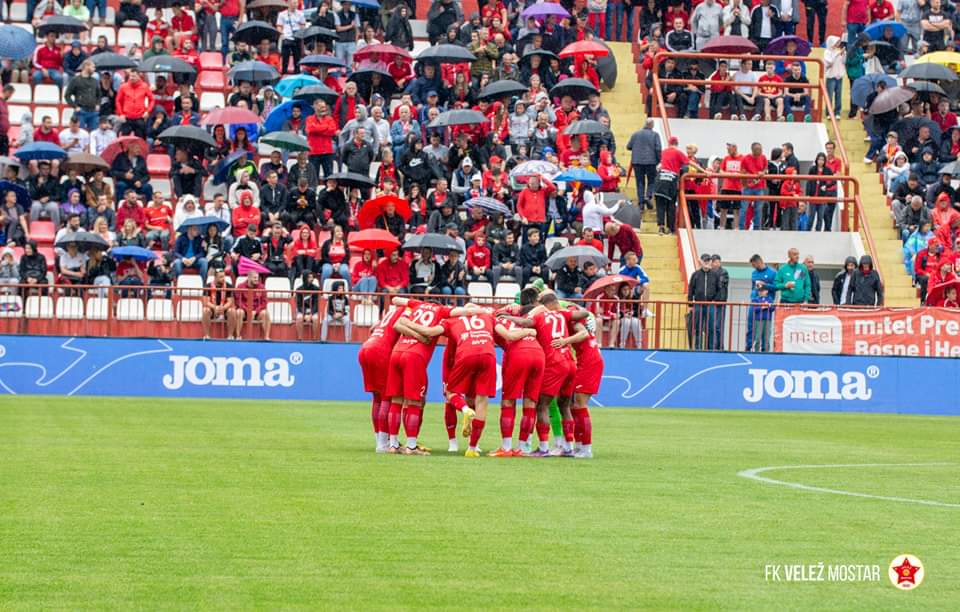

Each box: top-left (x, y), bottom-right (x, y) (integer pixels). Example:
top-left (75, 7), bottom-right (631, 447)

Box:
top-left (889, 554), bottom-right (924, 590)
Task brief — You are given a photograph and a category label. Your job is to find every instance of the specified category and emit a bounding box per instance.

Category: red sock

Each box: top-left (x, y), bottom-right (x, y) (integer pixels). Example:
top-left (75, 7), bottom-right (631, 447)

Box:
top-left (403, 406), bottom-right (423, 439)
top-left (371, 394), bottom-right (381, 433)
top-left (444, 402), bottom-right (457, 440)
top-left (500, 405), bottom-right (516, 438)
top-left (469, 418), bottom-right (486, 448)
top-left (377, 400), bottom-right (390, 434)
top-left (388, 402), bottom-right (403, 436)
top-left (561, 419), bottom-right (575, 443)
top-left (449, 394), bottom-right (467, 412)
top-left (536, 419), bottom-right (550, 442)
top-left (571, 408), bottom-right (585, 443)
top-left (519, 408), bottom-right (536, 443)
top-left (579, 407), bottom-right (592, 445)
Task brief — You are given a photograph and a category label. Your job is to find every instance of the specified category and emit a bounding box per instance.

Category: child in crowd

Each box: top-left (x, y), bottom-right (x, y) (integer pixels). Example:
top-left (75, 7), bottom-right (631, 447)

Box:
top-left (750, 284), bottom-right (775, 352)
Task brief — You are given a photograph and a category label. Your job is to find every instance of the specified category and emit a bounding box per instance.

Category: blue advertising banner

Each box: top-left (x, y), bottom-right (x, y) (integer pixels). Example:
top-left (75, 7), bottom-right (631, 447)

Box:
top-left (0, 335), bottom-right (955, 415)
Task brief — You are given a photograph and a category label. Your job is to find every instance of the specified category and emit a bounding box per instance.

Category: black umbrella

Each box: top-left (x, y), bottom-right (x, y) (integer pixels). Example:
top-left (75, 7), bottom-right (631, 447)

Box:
top-left (248, 0), bottom-right (288, 9)
top-left (428, 109), bottom-right (487, 128)
top-left (90, 52), bottom-right (138, 71)
top-left (521, 48), bottom-right (559, 64)
top-left (144, 0), bottom-right (183, 6)
top-left (139, 55), bottom-right (197, 75)
top-left (416, 44), bottom-right (476, 64)
top-left (37, 15), bottom-right (86, 36)
top-left (478, 79), bottom-right (528, 100)
top-left (870, 41), bottom-right (904, 67)
top-left (550, 78), bottom-right (599, 101)
top-left (563, 119), bottom-right (609, 136)
top-left (613, 199), bottom-right (644, 227)
top-left (868, 86), bottom-right (916, 114)
top-left (55, 231), bottom-right (110, 252)
top-left (595, 40), bottom-right (618, 88)
top-left (299, 54), bottom-right (346, 68)
top-left (292, 84), bottom-right (339, 104)
top-left (892, 116), bottom-right (942, 147)
top-left (326, 172), bottom-right (375, 189)
top-left (901, 62), bottom-right (959, 82)
top-left (228, 60), bottom-right (280, 85)
top-left (297, 26), bottom-right (339, 43)
top-left (158, 125), bottom-right (218, 151)
top-left (939, 161), bottom-right (960, 175)
top-left (908, 80), bottom-right (948, 96)
top-left (350, 67), bottom-right (399, 98)
top-left (401, 233), bottom-right (464, 254)
top-left (233, 20), bottom-right (280, 45)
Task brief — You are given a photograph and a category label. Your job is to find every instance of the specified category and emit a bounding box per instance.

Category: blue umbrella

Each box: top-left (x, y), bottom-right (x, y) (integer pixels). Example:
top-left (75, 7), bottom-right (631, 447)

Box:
top-left (111, 246), bottom-right (158, 262)
top-left (15, 142), bottom-right (67, 161)
top-left (212, 150), bottom-right (253, 185)
top-left (554, 167), bottom-right (602, 186)
top-left (865, 20), bottom-right (907, 41)
top-left (275, 74), bottom-right (321, 98)
top-left (464, 196), bottom-right (511, 215)
top-left (0, 180), bottom-right (30, 209)
top-left (0, 24), bottom-right (36, 61)
top-left (262, 99), bottom-right (314, 133)
top-left (350, 0), bottom-right (380, 8)
top-left (851, 74), bottom-right (897, 108)
top-left (177, 215), bottom-right (230, 233)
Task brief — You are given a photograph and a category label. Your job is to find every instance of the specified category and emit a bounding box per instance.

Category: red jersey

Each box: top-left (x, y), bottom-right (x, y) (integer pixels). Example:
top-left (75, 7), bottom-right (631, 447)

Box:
top-left (571, 330), bottom-right (603, 370)
top-left (870, 0), bottom-right (894, 22)
top-left (720, 155), bottom-right (744, 192)
top-left (442, 313), bottom-right (496, 359)
top-left (740, 154), bottom-right (768, 189)
top-left (659, 147), bottom-right (688, 174)
top-left (758, 74), bottom-right (783, 96)
top-left (393, 302), bottom-right (452, 360)
top-left (362, 304), bottom-right (407, 354)
top-left (532, 309), bottom-right (575, 364)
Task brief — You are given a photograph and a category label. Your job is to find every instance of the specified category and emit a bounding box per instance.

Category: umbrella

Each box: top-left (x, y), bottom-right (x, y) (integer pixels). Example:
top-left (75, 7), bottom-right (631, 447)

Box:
top-left (907, 80), bottom-right (948, 96)
top-left (939, 161), bottom-right (960, 175)
top-left (870, 40), bottom-right (903, 66)
top-left (901, 62), bottom-right (959, 82)
top-left (275, 74), bottom-right (321, 98)
top-left (545, 245), bottom-right (609, 271)
top-left (428, 109), bottom-right (487, 128)
top-left (559, 41), bottom-right (609, 58)
top-left (521, 2), bottom-right (570, 18)
top-left (464, 196), bottom-right (511, 216)
top-left (348, 228), bottom-right (402, 251)
top-left (550, 78), bottom-right (599, 101)
top-left (36, 15), bottom-right (86, 36)
top-left (55, 231), bottom-right (110, 253)
top-left (0, 24), bottom-right (36, 61)
top-left (357, 194), bottom-right (412, 229)
top-left (765, 35), bottom-right (811, 56)
top-left (233, 20), bottom-right (279, 45)
top-left (248, 0), bottom-right (287, 9)
top-left (613, 199), bottom-right (644, 227)
top-left (892, 116), bottom-right (942, 147)
top-left (110, 246), bottom-right (158, 262)
top-left (0, 180), bottom-right (30, 209)
top-left (700, 35), bottom-right (758, 54)
top-left (563, 119), bottom-right (609, 136)
top-left (177, 215), bottom-right (231, 233)
top-left (521, 48), bottom-right (559, 64)
top-left (260, 131), bottom-right (310, 152)
top-left (201, 106), bottom-right (263, 126)
top-left (554, 167), bottom-right (602, 186)
top-left (914, 51), bottom-right (960, 69)
top-left (100, 136), bottom-right (149, 165)
top-left (416, 44), bottom-right (476, 64)
top-left (292, 83), bottom-right (339, 104)
top-left (401, 233), bottom-right (463, 254)
top-left (299, 54), bottom-right (346, 69)
top-left (865, 20), bottom-right (907, 40)
top-left (14, 142), bottom-right (66, 161)
top-left (478, 79), bottom-right (528, 100)
top-left (228, 60), bottom-right (280, 85)
top-left (158, 125), bottom-right (218, 151)
top-left (354, 43), bottom-right (412, 63)
top-left (583, 274), bottom-right (638, 299)
top-left (327, 172), bottom-right (375, 189)
top-left (236, 255), bottom-right (272, 275)
top-left (926, 278), bottom-right (960, 306)
top-left (868, 86), bottom-right (916, 115)
top-left (62, 152), bottom-right (109, 174)
top-left (350, 67), bottom-right (399, 97)
top-left (90, 52), bottom-right (138, 71)
top-left (596, 40), bottom-right (618, 88)
top-left (850, 73), bottom-right (897, 108)
top-left (262, 99), bottom-right (314, 132)
top-left (212, 150), bottom-right (252, 185)
top-left (139, 55), bottom-right (196, 75)
top-left (510, 160), bottom-right (560, 178)
top-left (349, 0), bottom-right (380, 7)
top-left (296, 26), bottom-right (339, 43)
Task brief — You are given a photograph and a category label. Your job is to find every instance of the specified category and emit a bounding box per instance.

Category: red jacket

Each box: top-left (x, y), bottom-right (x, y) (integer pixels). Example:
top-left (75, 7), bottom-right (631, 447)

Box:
top-left (115, 80), bottom-right (156, 120)
top-left (289, 232), bottom-right (318, 263)
top-left (33, 44), bottom-right (62, 71)
top-left (33, 127), bottom-right (59, 144)
top-left (607, 224), bottom-right (643, 260)
top-left (466, 244), bottom-right (491, 269)
top-left (516, 179), bottom-right (556, 223)
top-left (351, 258), bottom-right (375, 285)
top-left (116, 203), bottom-right (146, 230)
top-left (232, 204), bottom-right (261, 237)
top-left (306, 114), bottom-right (337, 155)
top-left (376, 256), bottom-right (407, 288)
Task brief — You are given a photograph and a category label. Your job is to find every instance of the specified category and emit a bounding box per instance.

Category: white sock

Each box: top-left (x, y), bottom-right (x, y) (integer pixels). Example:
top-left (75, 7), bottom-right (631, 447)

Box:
top-left (582, 444), bottom-right (592, 453)
top-left (519, 440), bottom-right (531, 452)
top-left (539, 441), bottom-right (548, 452)
top-left (377, 432), bottom-right (388, 447)
top-left (553, 435), bottom-right (564, 447)
top-left (406, 437), bottom-right (417, 450)
top-left (563, 440), bottom-right (572, 452)
top-left (469, 445), bottom-right (478, 452)
top-left (389, 434), bottom-right (398, 447)
top-left (502, 437), bottom-right (512, 450)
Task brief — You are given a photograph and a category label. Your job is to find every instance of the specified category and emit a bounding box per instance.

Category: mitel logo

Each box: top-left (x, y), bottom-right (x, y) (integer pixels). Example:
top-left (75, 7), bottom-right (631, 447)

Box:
top-left (781, 315), bottom-right (843, 354)
top-left (742, 366), bottom-right (878, 403)
top-left (162, 352), bottom-right (301, 390)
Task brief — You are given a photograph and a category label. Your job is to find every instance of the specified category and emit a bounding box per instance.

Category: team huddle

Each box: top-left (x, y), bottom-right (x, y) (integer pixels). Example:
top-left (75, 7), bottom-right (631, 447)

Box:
top-left (357, 288), bottom-right (604, 458)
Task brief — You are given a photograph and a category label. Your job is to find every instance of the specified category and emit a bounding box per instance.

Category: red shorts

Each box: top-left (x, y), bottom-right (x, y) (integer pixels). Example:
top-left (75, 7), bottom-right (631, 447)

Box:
top-left (446, 352), bottom-right (497, 398)
top-left (385, 351), bottom-right (428, 402)
top-left (540, 358), bottom-right (576, 398)
top-left (501, 350), bottom-right (545, 402)
top-left (358, 345), bottom-right (389, 394)
top-left (574, 358), bottom-right (604, 396)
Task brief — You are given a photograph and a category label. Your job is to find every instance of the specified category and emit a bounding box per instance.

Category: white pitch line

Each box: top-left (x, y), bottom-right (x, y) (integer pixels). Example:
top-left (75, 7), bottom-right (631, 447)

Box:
top-left (737, 463), bottom-right (960, 509)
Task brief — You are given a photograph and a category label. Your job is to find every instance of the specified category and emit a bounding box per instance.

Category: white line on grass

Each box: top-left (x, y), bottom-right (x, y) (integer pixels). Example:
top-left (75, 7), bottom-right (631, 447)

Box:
top-left (737, 463), bottom-right (960, 509)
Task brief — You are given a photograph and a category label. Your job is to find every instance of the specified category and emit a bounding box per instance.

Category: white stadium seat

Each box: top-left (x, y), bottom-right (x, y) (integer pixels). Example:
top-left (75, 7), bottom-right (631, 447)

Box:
top-left (0, 295), bottom-right (23, 318)
top-left (10, 3), bottom-right (27, 22)
top-left (33, 106), bottom-right (59, 126)
top-left (147, 299), bottom-right (175, 322)
top-left (151, 179), bottom-right (172, 197)
top-left (495, 282), bottom-right (521, 300)
top-left (265, 276), bottom-right (291, 298)
top-left (25, 295), bottom-right (53, 319)
top-left (176, 275), bottom-right (204, 297)
top-left (322, 278), bottom-right (347, 292)
top-left (545, 237), bottom-right (567, 253)
top-left (60, 107), bottom-right (74, 127)
top-left (199, 92), bottom-right (225, 112)
top-left (116, 298), bottom-right (144, 321)
top-left (55, 296), bottom-right (84, 319)
top-left (177, 299), bottom-right (203, 322)
top-left (467, 281), bottom-right (493, 303)
top-left (9, 83), bottom-right (31, 104)
top-left (117, 27), bottom-right (143, 49)
top-left (85, 297), bottom-right (108, 320)
top-left (33, 84), bottom-right (60, 105)
top-left (8, 105), bottom-right (30, 124)
top-left (90, 26), bottom-right (116, 47)
top-left (267, 301), bottom-right (292, 324)
top-left (354, 303), bottom-right (379, 327)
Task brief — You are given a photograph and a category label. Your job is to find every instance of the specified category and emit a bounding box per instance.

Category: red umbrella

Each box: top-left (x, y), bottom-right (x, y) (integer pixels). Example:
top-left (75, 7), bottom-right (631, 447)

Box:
top-left (357, 194), bottom-right (412, 229)
top-left (583, 274), bottom-right (638, 299)
top-left (201, 106), bottom-right (263, 126)
top-left (700, 35), bottom-right (758, 54)
top-left (926, 277), bottom-right (960, 306)
top-left (559, 40), bottom-right (610, 59)
top-left (348, 228), bottom-right (401, 252)
top-left (100, 136), bottom-right (149, 165)
top-left (354, 43), bottom-right (413, 63)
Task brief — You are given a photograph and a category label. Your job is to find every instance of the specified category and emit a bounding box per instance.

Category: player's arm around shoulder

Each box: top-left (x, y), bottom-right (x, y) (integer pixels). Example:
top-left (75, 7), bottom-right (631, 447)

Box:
top-left (495, 322), bottom-right (537, 342)
top-left (394, 317), bottom-right (429, 343)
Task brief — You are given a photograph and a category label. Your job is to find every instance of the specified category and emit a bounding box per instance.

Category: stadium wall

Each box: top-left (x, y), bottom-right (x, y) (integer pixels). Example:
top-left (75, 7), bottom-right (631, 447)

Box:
top-left (0, 335), bottom-right (956, 415)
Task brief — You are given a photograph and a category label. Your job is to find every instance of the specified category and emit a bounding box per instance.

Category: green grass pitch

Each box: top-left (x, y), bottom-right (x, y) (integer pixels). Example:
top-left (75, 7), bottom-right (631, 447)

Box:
top-left (1, 397), bottom-right (958, 609)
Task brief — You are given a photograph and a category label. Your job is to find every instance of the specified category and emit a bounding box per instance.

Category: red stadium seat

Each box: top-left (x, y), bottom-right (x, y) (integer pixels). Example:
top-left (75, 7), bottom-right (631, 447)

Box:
top-left (147, 153), bottom-right (171, 177)
top-left (30, 221), bottom-right (56, 245)
top-left (199, 52), bottom-right (225, 72)
top-left (38, 246), bottom-right (55, 271)
top-left (197, 70), bottom-right (226, 94)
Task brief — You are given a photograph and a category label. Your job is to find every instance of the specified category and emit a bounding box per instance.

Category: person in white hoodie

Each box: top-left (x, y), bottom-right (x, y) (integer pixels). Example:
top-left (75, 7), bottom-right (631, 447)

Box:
top-left (581, 188), bottom-right (622, 232)
top-left (722, 0), bottom-right (751, 37)
top-left (692, 0), bottom-right (723, 50)
top-left (823, 35), bottom-right (846, 116)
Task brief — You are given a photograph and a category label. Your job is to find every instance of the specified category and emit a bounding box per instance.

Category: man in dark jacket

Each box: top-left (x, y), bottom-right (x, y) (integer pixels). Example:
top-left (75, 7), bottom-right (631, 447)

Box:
top-left (804, 255), bottom-right (822, 304)
top-left (63, 60), bottom-right (99, 130)
top-left (688, 253), bottom-right (721, 350)
top-left (285, 177), bottom-right (319, 229)
top-left (851, 255), bottom-right (884, 305)
top-left (259, 170), bottom-right (288, 228)
top-left (170, 148), bottom-right (206, 198)
top-left (339, 127), bottom-right (375, 175)
top-left (172, 225), bottom-right (208, 282)
top-left (554, 256), bottom-right (584, 299)
top-left (626, 119), bottom-right (662, 207)
top-left (110, 142), bottom-right (153, 201)
top-left (710, 254), bottom-right (729, 349)
top-left (493, 231), bottom-right (519, 283)
top-left (831, 256), bottom-right (858, 304)
top-left (519, 227), bottom-right (549, 285)
top-left (427, 201), bottom-right (459, 234)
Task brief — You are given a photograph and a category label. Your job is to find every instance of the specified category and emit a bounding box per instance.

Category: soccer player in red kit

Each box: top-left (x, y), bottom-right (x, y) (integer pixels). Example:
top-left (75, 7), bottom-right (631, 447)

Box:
top-left (441, 331), bottom-right (476, 453)
top-left (357, 296), bottom-right (411, 452)
top-left (569, 308), bottom-right (603, 459)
